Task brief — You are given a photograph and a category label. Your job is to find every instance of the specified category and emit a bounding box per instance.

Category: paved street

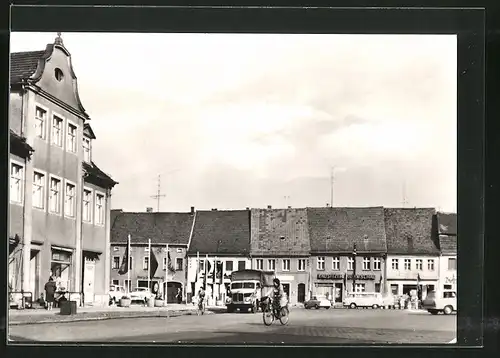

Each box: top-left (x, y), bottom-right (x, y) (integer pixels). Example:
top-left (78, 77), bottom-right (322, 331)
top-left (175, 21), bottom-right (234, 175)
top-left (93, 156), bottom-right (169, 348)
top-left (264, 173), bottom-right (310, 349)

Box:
top-left (9, 308), bottom-right (456, 344)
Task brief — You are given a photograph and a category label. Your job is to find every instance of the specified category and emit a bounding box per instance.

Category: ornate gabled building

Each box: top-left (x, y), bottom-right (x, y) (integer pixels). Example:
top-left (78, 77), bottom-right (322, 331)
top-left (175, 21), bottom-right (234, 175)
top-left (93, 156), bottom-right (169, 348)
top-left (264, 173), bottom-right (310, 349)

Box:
top-left (436, 212), bottom-right (457, 292)
top-left (384, 208), bottom-right (440, 300)
top-left (250, 207), bottom-right (311, 304)
top-left (187, 209), bottom-right (252, 304)
top-left (8, 34), bottom-right (117, 307)
top-left (307, 207), bottom-right (387, 302)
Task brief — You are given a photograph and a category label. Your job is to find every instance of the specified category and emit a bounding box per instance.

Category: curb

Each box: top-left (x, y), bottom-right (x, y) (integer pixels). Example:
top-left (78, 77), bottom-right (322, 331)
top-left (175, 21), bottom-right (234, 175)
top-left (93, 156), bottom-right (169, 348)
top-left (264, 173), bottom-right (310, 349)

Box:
top-left (9, 308), bottom-right (218, 326)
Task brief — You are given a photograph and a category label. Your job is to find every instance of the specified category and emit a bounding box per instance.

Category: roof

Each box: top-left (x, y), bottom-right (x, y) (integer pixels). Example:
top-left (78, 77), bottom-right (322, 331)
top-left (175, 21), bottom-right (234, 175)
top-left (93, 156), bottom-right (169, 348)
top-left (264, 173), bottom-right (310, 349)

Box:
top-left (83, 161), bottom-right (118, 189)
top-left (188, 210), bottom-right (251, 255)
top-left (83, 123), bottom-right (96, 140)
top-left (384, 208), bottom-right (439, 255)
top-left (437, 212), bottom-right (457, 236)
top-left (111, 211), bottom-right (195, 245)
top-left (250, 208), bottom-right (311, 256)
top-left (438, 236), bottom-right (457, 255)
top-left (10, 50), bottom-right (47, 84)
top-left (307, 207), bottom-right (387, 254)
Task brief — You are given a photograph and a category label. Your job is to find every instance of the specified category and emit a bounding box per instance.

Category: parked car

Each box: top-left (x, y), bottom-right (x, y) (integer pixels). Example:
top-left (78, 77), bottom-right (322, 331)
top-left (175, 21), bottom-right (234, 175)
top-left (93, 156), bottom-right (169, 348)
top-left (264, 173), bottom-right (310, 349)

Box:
top-left (343, 292), bottom-right (385, 309)
top-left (304, 296), bottom-right (332, 309)
top-left (109, 285), bottom-right (126, 304)
top-left (130, 287), bottom-right (155, 302)
top-left (422, 290), bottom-right (457, 315)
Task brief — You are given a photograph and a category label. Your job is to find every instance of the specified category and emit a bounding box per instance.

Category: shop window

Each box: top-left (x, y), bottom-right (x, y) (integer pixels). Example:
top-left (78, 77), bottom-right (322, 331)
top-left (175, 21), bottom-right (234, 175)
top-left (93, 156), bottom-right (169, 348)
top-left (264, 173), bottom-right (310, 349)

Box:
top-left (375, 283), bottom-right (381, 293)
top-left (354, 283), bottom-right (365, 293)
top-left (51, 248), bottom-right (72, 290)
top-left (391, 284), bottom-right (399, 295)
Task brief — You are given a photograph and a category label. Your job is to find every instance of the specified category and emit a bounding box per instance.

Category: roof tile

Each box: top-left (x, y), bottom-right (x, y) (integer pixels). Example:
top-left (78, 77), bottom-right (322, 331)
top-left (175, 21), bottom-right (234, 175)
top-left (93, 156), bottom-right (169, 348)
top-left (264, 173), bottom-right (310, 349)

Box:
top-left (188, 210), bottom-right (251, 255)
top-left (307, 207), bottom-right (387, 253)
top-left (437, 212), bottom-right (457, 236)
top-left (10, 50), bottom-right (45, 84)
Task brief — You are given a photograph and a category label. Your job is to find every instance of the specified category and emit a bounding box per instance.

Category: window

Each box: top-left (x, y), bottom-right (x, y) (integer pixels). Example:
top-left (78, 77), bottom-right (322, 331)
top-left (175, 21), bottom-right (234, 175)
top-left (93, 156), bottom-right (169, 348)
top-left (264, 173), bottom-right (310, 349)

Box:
top-left (317, 257), bottom-right (325, 271)
top-left (427, 259), bottom-right (435, 271)
top-left (415, 259), bottom-right (423, 271)
top-left (33, 171), bottom-right (45, 209)
top-left (112, 257), bottom-right (120, 269)
top-left (200, 260), bottom-right (205, 272)
top-left (362, 257), bottom-right (371, 270)
top-left (375, 283), bottom-right (381, 293)
top-left (391, 258), bottom-right (399, 270)
top-left (391, 284), bottom-right (399, 295)
top-left (176, 258), bottom-right (183, 271)
top-left (225, 260), bottom-right (233, 271)
top-left (52, 115), bottom-right (64, 147)
top-left (163, 257), bottom-right (167, 270)
top-left (10, 162), bottom-right (24, 203)
top-left (49, 176), bottom-right (62, 213)
top-left (83, 137), bottom-right (91, 162)
top-left (35, 106), bottom-right (47, 139)
top-left (112, 279), bottom-right (119, 285)
top-left (238, 261), bottom-right (246, 271)
top-left (256, 259), bottom-right (263, 270)
top-left (83, 188), bottom-right (92, 222)
top-left (51, 248), bottom-right (72, 291)
top-left (64, 182), bottom-right (76, 217)
top-left (143, 257), bottom-right (149, 270)
top-left (95, 192), bottom-right (105, 225)
top-left (355, 283), bottom-right (366, 293)
top-left (282, 259), bottom-right (290, 271)
top-left (443, 284), bottom-right (452, 290)
top-left (268, 259), bottom-right (275, 271)
top-left (373, 257), bottom-right (381, 270)
top-left (404, 259), bottom-right (411, 271)
top-left (448, 258), bottom-right (457, 270)
top-left (347, 257), bottom-right (354, 271)
top-left (144, 246), bottom-right (150, 252)
top-left (298, 259), bottom-right (306, 271)
top-left (67, 122), bottom-right (77, 153)
top-left (332, 257), bottom-right (340, 270)
top-left (129, 257), bottom-right (133, 271)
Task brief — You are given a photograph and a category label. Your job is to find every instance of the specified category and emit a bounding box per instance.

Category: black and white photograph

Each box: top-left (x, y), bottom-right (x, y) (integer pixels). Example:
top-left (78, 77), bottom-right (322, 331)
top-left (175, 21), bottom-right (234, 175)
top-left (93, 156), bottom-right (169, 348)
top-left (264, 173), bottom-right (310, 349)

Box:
top-left (8, 30), bottom-right (457, 344)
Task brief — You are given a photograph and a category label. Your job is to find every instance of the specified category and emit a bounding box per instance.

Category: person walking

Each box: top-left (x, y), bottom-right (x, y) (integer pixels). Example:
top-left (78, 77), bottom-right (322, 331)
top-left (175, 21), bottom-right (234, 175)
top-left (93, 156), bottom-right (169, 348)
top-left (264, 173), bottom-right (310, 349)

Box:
top-left (44, 277), bottom-right (56, 311)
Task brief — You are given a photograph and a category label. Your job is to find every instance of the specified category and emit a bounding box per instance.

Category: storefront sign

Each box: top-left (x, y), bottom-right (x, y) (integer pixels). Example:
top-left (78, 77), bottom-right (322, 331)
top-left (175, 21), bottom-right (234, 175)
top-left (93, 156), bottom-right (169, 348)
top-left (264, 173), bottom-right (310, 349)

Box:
top-left (317, 273), bottom-right (376, 280)
top-left (445, 276), bottom-right (456, 284)
top-left (137, 276), bottom-right (163, 280)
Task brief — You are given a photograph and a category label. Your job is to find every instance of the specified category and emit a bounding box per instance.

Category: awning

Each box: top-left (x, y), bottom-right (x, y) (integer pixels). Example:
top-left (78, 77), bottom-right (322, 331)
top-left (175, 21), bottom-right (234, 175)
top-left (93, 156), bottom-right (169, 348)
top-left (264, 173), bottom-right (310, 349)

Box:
top-left (52, 246), bottom-right (74, 253)
top-left (83, 250), bottom-right (102, 261)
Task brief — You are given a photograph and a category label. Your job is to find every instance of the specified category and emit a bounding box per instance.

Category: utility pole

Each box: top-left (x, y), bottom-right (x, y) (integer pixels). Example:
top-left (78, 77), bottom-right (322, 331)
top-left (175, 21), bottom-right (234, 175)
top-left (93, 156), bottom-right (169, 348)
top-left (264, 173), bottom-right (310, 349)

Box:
top-left (151, 174), bottom-right (166, 212)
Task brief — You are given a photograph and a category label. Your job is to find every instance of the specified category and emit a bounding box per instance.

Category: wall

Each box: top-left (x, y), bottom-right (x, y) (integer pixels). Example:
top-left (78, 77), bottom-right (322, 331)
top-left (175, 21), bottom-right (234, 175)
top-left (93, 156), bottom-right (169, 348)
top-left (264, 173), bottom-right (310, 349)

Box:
top-left (386, 255), bottom-right (440, 281)
top-left (438, 255), bottom-right (457, 291)
top-left (311, 254), bottom-right (385, 297)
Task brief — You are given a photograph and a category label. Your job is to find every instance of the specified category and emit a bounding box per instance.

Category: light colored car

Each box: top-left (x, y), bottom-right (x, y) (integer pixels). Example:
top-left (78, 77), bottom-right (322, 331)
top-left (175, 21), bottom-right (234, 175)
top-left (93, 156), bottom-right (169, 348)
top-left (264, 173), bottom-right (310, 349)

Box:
top-left (422, 290), bottom-right (457, 315)
top-left (304, 296), bottom-right (332, 309)
top-left (130, 287), bottom-right (154, 302)
top-left (343, 292), bottom-right (385, 309)
top-left (109, 285), bottom-right (126, 304)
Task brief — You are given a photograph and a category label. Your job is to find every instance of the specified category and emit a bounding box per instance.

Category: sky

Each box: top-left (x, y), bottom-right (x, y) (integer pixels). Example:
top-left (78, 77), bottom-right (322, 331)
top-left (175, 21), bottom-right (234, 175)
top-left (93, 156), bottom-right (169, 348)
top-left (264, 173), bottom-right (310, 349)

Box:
top-left (10, 32), bottom-right (457, 213)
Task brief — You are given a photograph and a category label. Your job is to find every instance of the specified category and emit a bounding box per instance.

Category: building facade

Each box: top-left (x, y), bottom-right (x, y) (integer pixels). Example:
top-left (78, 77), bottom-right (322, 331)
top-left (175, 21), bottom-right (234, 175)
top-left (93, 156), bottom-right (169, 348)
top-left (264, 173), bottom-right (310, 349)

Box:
top-left (250, 207), bottom-right (311, 305)
top-left (384, 208), bottom-right (440, 300)
top-left (308, 207), bottom-right (387, 302)
top-left (187, 209), bottom-right (251, 304)
top-left (436, 212), bottom-right (457, 292)
top-left (8, 34), bottom-right (117, 307)
top-left (109, 209), bottom-right (195, 303)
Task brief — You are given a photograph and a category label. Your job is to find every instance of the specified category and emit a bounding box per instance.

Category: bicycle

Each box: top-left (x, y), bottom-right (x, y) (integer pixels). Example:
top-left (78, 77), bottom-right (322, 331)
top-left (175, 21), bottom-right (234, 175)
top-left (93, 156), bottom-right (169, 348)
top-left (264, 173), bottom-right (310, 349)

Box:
top-left (262, 297), bottom-right (289, 326)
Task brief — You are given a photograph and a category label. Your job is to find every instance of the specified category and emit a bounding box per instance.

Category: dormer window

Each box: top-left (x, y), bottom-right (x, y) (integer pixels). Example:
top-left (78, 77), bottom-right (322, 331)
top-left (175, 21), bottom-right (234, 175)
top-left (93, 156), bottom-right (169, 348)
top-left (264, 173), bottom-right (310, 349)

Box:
top-left (83, 137), bottom-right (91, 163)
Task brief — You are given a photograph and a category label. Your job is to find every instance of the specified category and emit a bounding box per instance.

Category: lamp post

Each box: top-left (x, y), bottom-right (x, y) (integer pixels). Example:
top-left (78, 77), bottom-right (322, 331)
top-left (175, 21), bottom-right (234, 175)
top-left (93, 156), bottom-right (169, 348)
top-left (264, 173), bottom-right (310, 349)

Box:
top-left (352, 243), bottom-right (357, 293)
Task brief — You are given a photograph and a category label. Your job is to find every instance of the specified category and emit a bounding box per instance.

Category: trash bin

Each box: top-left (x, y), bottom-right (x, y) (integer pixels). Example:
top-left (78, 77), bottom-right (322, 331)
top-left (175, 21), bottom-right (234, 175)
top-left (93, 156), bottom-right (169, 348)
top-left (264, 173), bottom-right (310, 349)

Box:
top-left (60, 300), bottom-right (77, 315)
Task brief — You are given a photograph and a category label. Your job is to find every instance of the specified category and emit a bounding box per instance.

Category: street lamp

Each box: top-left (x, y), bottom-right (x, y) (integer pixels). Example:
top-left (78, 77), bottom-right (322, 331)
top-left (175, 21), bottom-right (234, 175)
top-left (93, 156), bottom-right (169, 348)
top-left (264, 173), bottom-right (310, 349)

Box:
top-left (352, 243), bottom-right (357, 293)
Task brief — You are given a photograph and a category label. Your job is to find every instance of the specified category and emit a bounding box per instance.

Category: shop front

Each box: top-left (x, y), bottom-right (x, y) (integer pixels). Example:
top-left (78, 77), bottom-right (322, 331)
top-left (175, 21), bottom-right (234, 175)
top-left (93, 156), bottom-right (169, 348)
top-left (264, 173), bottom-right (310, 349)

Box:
top-left (387, 279), bottom-right (437, 300)
top-left (315, 273), bottom-right (380, 301)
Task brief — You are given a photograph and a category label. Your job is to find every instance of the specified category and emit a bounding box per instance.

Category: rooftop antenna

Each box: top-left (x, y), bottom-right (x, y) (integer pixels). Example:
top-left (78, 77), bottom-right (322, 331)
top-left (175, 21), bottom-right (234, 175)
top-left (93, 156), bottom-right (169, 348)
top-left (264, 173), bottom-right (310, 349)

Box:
top-left (151, 174), bottom-right (166, 212)
top-left (330, 166), bottom-right (335, 207)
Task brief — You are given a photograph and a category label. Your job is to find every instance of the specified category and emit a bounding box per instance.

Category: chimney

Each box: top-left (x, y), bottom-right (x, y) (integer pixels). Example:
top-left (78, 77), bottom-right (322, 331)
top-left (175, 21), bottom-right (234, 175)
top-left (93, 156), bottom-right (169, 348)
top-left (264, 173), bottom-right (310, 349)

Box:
top-left (246, 207), bottom-right (250, 210)
top-left (212, 208), bottom-right (218, 211)
top-left (287, 206), bottom-right (292, 209)
top-left (190, 206), bottom-right (195, 214)
top-left (146, 207), bottom-right (153, 213)
top-left (326, 203), bottom-right (330, 207)
top-left (267, 205), bottom-right (272, 209)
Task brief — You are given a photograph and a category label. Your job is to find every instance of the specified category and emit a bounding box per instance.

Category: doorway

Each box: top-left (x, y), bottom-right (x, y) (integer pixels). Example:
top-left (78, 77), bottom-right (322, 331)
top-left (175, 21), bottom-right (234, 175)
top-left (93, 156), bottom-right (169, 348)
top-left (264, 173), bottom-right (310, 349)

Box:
top-left (165, 282), bottom-right (182, 303)
top-left (83, 258), bottom-right (96, 304)
top-left (282, 283), bottom-right (290, 301)
top-left (334, 283), bottom-right (343, 302)
top-left (298, 283), bottom-right (306, 303)
top-left (29, 249), bottom-right (40, 300)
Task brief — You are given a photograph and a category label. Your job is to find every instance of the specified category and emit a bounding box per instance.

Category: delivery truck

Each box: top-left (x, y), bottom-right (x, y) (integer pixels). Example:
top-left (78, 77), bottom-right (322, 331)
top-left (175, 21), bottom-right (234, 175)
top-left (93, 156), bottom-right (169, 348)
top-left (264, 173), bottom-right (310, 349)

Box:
top-left (225, 269), bottom-right (275, 313)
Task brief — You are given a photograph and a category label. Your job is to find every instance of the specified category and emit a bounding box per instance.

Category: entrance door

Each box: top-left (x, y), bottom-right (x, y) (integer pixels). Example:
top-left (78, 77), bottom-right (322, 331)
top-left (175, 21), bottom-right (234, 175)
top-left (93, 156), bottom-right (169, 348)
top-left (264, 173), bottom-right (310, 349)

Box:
top-left (166, 282), bottom-right (182, 303)
top-left (83, 259), bottom-right (96, 304)
top-left (282, 283), bottom-right (290, 300)
top-left (334, 283), bottom-right (343, 302)
top-left (298, 283), bottom-right (306, 303)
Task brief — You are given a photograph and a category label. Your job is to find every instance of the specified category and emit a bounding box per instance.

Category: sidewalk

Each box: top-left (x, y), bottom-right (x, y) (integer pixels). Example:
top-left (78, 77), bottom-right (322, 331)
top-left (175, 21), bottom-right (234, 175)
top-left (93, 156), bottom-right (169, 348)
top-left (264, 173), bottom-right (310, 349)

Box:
top-left (8, 303), bottom-right (226, 325)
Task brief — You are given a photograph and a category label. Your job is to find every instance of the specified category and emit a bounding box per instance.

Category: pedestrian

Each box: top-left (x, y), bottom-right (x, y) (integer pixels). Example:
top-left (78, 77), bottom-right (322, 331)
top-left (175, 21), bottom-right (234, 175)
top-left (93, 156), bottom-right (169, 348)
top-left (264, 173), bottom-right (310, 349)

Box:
top-left (44, 277), bottom-right (56, 311)
top-left (176, 288), bottom-right (182, 304)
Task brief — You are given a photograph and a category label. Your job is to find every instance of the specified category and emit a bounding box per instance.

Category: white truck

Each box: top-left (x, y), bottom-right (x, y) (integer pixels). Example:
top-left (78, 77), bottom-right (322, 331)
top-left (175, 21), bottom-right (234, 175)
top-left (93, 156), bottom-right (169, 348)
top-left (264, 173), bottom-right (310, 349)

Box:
top-left (226, 269), bottom-right (275, 313)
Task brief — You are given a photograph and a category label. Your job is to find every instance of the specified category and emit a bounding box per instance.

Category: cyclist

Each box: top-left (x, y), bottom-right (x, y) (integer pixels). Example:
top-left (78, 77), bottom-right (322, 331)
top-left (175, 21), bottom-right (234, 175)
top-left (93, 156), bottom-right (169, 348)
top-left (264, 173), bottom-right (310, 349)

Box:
top-left (272, 278), bottom-right (286, 313)
top-left (197, 286), bottom-right (206, 314)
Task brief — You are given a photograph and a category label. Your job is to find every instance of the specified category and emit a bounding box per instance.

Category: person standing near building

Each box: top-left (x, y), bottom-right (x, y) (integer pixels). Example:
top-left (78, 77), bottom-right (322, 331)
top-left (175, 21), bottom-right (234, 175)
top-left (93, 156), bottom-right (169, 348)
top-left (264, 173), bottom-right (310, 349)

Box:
top-left (44, 277), bottom-right (56, 310)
